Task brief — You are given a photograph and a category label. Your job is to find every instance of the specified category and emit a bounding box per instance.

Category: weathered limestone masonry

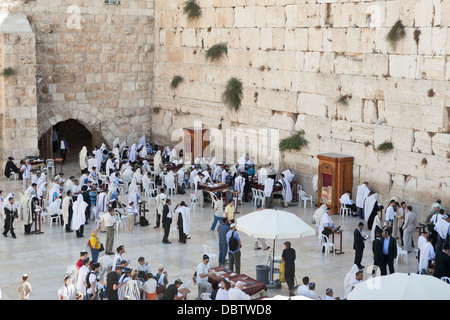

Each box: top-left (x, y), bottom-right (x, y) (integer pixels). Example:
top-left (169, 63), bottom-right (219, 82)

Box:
top-left (0, 0), bottom-right (155, 166)
top-left (0, 12), bottom-right (39, 164)
top-left (153, 0), bottom-right (450, 218)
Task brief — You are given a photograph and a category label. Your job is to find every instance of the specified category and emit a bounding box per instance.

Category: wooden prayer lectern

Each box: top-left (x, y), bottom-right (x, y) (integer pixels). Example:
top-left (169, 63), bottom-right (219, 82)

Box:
top-left (317, 153), bottom-right (354, 214)
top-left (183, 127), bottom-right (210, 162)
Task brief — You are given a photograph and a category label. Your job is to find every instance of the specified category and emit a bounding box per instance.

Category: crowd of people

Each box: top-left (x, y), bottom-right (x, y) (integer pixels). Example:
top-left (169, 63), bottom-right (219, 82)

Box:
top-left (2, 134), bottom-right (449, 300)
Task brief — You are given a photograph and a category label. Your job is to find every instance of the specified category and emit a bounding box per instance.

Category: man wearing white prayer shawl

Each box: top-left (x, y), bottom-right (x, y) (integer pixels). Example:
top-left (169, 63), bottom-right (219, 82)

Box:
top-left (189, 167), bottom-right (198, 188)
top-left (71, 194), bottom-right (87, 238)
top-left (176, 167), bottom-right (186, 187)
top-left (141, 160), bottom-right (151, 174)
top-left (278, 174), bottom-right (292, 207)
top-left (48, 198), bottom-right (63, 225)
top-left (282, 169), bottom-right (294, 183)
top-left (133, 168), bottom-right (143, 185)
top-left (128, 144), bottom-right (138, 164)
top-left (79, 146), bottom-right (89, 174)
top-left (263, 177), bottom-right (274, 208)
top-left (48, 183), bottom-right (61, 204)
top-left (62, 191), bottom-right (73, 233)
top-left (96, 190), bottom-right (108, 220)
top-left (234, 173), bottom-right (245, 201)
top-left (237, 153), bottom-right (247, 172)
top-left (418, 238), bottom-right (435, 272)
top-left (434, 215), bottom-right (450, 253)
top-left (313, 204), bottom-right (328, 226)
top-left (3, 194), bottom-right (18, 238)
top-left (142, 172), bottom-right (152, 192)
top-left (122, 166), bottom-right (134, 188)
top-left (128, 179), bottom-right (141, 210)
top-left (175, 202), bottom-right (191, 244)
top-left (164, 171), bottom-right (176, 192)
top-left (363, 192), bottom-right (381, 230)
top-left (221, 168), bottom-right (228, 184)
top-left (153, 150), bottom-right (163, 176)
top-left (94, 147), bottom-right (103, 172)
top-left (257, 167), bottom-right (268, 184)
top-left (19, 189), bottom-right (37, 235)
top-left (355, 182), bottom-right (370, 219)
top-left (88, 155), bottom-right (97, 173)
top-left (213, 165), bottom-right (222, 182)
top-left (319, 208), bottom-right (336, 246)
top-left (113, 146), bottom-right (121, 162)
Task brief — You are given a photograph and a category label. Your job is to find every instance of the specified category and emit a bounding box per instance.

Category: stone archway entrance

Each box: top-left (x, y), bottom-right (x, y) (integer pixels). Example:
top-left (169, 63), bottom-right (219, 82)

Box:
top-left (38, 118), bottom-right (93, 161)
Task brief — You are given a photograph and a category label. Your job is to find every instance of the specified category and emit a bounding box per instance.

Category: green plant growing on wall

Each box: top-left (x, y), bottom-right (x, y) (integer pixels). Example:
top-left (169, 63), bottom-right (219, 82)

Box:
top-left (376, 141), bottom-right (394, 152)
top-left (170, 75), bottom-right (184, 89)
top-left (336, 94), bottom-right (352, 107)
top-left (386, 20), bottom-right (406, 49)
top-left (279, 131), bottom-right (309, 151)
top-left (205, 43), bottom-right (228, 62)
top-left (183, 0), bottom-right (202, 21)
top-left (222, 77), bottom-right (243, 111)
top-left (1, 67), bottom-right (17, 78)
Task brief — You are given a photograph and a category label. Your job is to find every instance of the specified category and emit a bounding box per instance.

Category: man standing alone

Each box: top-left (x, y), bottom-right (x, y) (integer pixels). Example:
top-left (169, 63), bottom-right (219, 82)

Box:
top-left (226, 223), bottom-right (242, 274)
top-left (353, 222), bottom-right (368, 269)
top-left (281, 241), bottom-right (296, 296)
top-left (162, 199), bottom-right (172, 244)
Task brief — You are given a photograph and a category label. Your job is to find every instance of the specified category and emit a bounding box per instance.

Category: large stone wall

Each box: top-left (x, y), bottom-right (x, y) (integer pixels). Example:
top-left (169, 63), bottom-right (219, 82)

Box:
top-left (0, 0), bottom-right (155, 154)
top-left (0, 12), bottom-right (39, 161)
top-left (152, 0), bottom-right (450, 216)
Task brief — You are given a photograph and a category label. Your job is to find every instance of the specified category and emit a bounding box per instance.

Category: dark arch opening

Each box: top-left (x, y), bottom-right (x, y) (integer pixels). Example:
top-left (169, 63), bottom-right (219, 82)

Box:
top-left (38, 119), bottom-right (93, 163)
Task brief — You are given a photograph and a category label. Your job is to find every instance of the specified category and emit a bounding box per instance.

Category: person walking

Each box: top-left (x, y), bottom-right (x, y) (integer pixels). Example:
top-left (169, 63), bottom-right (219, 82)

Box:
top-left (226, 223), bottom-right (242, 274)
top-left (2, 194), bottom-right (18, 238)
top-left (281, 241), bottom-right (296, 296)
top-left (353, 222), bottom-right (368, 269)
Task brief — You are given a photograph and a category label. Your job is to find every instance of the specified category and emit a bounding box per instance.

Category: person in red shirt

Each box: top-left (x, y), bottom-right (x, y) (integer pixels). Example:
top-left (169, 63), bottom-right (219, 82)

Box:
top-left (76, 250), bottom-right (89, 273)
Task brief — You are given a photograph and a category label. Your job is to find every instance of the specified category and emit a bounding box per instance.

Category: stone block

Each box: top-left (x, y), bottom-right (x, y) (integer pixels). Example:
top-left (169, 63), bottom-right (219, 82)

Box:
top-left (374, 124), bottom-right (393, 147)
top-left (391, 127), bottom-right (414, 152)
top-left (413, 131), bottom-right (433, 154)
top-left (431, 133), bottom-right (450, 158)
top-left (297, 92), bottom-right (328, 117)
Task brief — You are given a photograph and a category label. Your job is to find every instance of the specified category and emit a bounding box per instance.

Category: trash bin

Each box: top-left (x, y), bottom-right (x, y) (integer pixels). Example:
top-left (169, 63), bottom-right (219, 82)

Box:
top-left (256, 265), bottom-right (270, 284)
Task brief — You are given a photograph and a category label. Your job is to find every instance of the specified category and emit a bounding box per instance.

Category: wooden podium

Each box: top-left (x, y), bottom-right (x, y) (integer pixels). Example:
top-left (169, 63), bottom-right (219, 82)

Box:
top-left (183, 127), bottom-right (210, 162)
top-left (317, 153), bottom-right (354, 214)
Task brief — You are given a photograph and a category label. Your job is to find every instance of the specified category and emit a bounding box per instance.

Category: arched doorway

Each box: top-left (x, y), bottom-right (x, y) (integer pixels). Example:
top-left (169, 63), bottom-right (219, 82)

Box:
top-left (38, 119), bottom-right (93, 162)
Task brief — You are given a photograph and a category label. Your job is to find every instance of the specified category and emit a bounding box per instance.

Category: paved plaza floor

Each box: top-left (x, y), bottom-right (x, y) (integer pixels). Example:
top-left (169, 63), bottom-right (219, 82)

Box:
top-left (0, 152), bottom-right (421, 300)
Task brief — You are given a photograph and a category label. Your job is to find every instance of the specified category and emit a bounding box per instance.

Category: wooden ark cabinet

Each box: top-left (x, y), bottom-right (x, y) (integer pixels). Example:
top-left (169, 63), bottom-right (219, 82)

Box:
top-left (317, 153), bottom-right (354, 214)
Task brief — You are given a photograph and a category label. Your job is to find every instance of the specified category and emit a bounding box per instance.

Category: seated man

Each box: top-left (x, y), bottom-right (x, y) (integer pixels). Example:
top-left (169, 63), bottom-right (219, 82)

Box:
top-left (340, 191), bottom-right (357, 214)
top-left (4, 157), bottom-right (21, 179)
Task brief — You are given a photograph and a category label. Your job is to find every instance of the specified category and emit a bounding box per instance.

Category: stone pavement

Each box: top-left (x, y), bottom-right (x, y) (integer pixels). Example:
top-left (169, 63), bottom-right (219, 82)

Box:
top-left (0, 152), bottom-right (421, 300)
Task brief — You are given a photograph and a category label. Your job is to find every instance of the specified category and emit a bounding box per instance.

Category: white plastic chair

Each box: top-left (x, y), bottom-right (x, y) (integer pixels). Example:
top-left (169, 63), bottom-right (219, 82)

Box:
top-left (395, 244), bottom-right (408, 265)
top-left (114, 211), bottom-right (124, 231)
top-left (49, 214), bottom-right (61, 227)
top-left (339, 199), bottom-right (350, 218)
top-left (190, 192), bottom-right (198, 207)
top-left (203, 244), bottom-right (219, 267)
top-left (440, 277), bottom-right (450, 284)
top-left (257, 189), bottom-right (265, 207)
top-left (298, 190), bottom-right (313, 208)
top-left (321, 234), bottom-right (335, 257)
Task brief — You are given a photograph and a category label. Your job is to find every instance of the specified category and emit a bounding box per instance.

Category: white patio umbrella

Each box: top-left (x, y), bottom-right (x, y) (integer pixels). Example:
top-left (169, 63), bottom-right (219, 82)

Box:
top-left (263, 294), bottom-right (313, 300)
top-left (236, 209), bottom-right (316, 286)
top-left (347, 273), bottom-right (450, 300)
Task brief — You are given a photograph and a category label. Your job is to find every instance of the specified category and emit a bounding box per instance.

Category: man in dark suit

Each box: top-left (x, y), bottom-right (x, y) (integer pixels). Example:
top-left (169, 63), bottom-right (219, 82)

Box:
top-left (353, 222), bottom-right (367, 269)
top-left (162, 198), bottom-right (172, 244)
top-left (380, 228), bottom-right (397, 275)
top-left (433, 243), bottom-right (450, 279)
top-left (372, 227), bottom-right (383, 275)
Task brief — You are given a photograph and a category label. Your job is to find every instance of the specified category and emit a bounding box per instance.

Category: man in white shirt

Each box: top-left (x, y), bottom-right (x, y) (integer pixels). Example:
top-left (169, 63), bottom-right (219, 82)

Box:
top-left (340, 191), bottom-right (357, 215)
top-left (20, 160), bottom-right (32, 191)
top-left (385, 200), bottom-right (396, 228)
top-left (196, 254), bottom-right (212, 299)
top-left (102, 207), bottom-right (116, 255)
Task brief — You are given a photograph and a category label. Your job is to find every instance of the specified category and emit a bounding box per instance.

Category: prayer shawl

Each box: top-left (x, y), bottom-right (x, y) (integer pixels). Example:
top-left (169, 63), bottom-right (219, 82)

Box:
top-left (221, 169), bottom-right (228, 184)
top-left (19, 190), bottom-right (34, 225)
top-left (96, 192), bottom-right (107, 217)
top-left (257, 167), bottom-right (268, 184)
top-left (118, 273), bottom-right (130, 300)
top-left (229, 164), bottom-right (237, 177)
top-left (133, 169), bottom-right (143, 184)
top-left (113, 147), bottom-right (120, 162)
top-left (48, 198), bottom-right (62, 216)
top-left (122, 166), bottom-right (134, 186)
top-left (282, 169), bottom-right (294, 182)
top-left (370, 215), bottom-right (382, 240)
top-left (62, 195), bottom-right (72, 225)
top-left (48, 184), bottom-right (61, 204)
top-left (319, 212), bottom-right (334, 244)
top-left (200, 157), bottom-right (208, 171)
top-left (363, 194), bottom-right (378, 225)
top-left (234, 175), bottom-right (245, 199)
top-left (237, 153), bottom-right (247, 172)
top-left (418, 241), bottom-right (435, 272)
top-left (344, 264), bottom-right (360, 299)
top-left (355, 183), bottom-right (370, 209)
top-left (3, 194), bottom-right (18, 222)
top-left (164, 171), bottom-right (176, 189)
top-left (124, 279), bottom-right (142, 300)
top-left (71, 195), bottom-right (87, 231)
top-left (176, 167), bottom-right (185, 186)
top-left (263, 178), bottom-right (274, 197)
top-left (313, 204), bottom-right (327, 226)
top-left (434, 219), bottom-right (450, 239)
top-left (138, 135), bottom-right (146, 149)
top-left (176, 205), bottom-right (191, 235)
top-left (279, 177), bottom-right (292, 203)
top-left (129, 144), bottom-right (137, 163)
top-left (94, 148), bottom-right (102, 170)
top-left (142, 160), bottom-right (151, 174)
top-left (127, 179), bottom-right (140, 207)
top-left (79, 146), bottom-right (88, 171)
top-left (189, 168), bottom-right (198, 185)
top-left (154, 150), bottom-right (163, 175)
top-left (213, 167), bottom-right (222, 181)
top-left (87, 157), bottom-right (97, 172)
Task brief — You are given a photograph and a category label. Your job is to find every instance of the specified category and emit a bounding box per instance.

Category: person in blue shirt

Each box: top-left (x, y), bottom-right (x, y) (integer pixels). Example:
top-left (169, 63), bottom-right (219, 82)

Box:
top-left (226, 224), bottom-right (242, 274)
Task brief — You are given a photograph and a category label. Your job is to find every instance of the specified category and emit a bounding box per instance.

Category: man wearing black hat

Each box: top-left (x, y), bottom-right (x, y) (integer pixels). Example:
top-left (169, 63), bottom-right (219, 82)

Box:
top-left (281, 241), bottom-right (296, 296)
top-left (4, 157), bottom-right (21, 180)
top-left (434, 242), bottom-right (450, 279)
top-left (162, 198), bottom-right (172, 244)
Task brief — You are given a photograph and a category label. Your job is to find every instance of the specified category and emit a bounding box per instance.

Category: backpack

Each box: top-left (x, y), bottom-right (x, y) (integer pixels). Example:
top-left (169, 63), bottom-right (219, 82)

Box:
top-left (85, 271), bottom-right (95, 288)
top-left (228, 231), bottom-right (239, 251)
top-left (140, 216), bottom-right (149, 226)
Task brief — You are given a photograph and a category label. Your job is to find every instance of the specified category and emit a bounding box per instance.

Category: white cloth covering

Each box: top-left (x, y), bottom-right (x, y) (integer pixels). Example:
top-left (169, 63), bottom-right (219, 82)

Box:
top-left (71, 195), bottom-right (87, 231)
top-left (356, 183), bottom-right (370, 209)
